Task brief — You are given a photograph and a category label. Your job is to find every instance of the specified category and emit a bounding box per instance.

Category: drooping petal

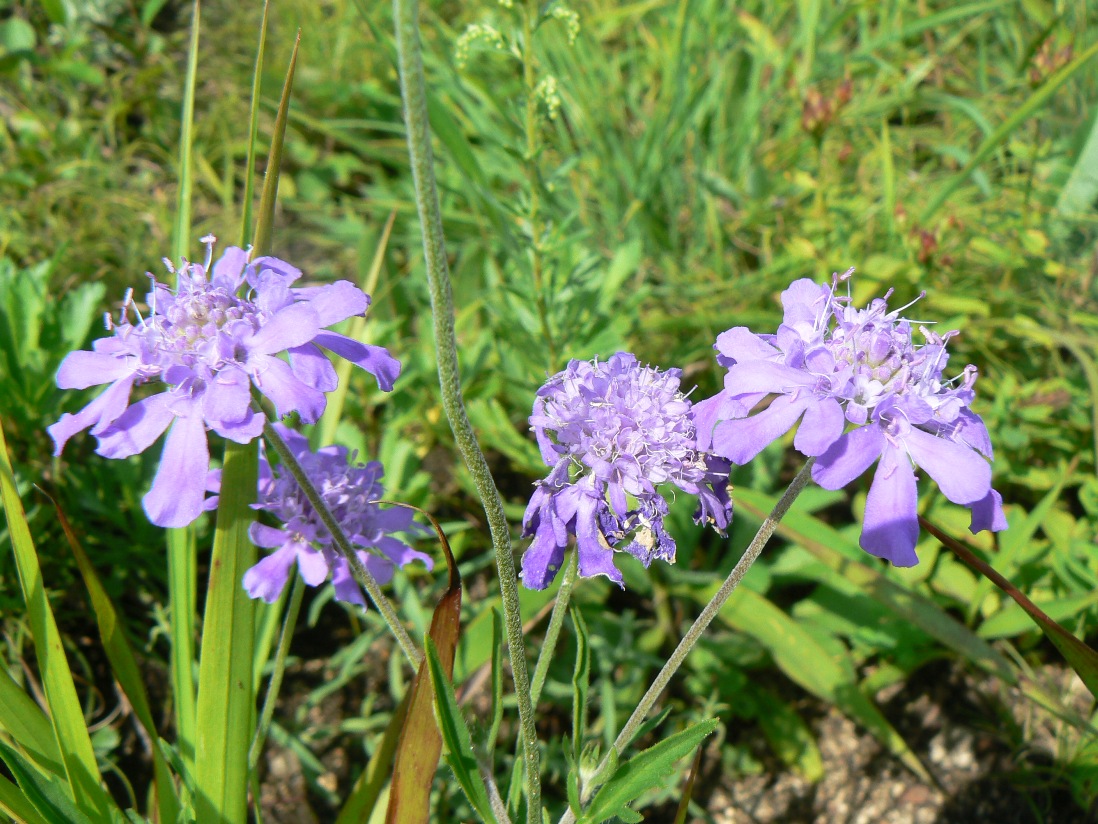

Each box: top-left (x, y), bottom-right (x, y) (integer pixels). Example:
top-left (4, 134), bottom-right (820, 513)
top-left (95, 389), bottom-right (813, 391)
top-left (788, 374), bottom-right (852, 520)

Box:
top-left (793, 396), bottom-right (845, 457)
top-left (363, 551), bottom-right (396, 586)
top-left (202, 367), bottom-right (252, 426)
top-left (242, 545), bottom-right (297, 603)
top-left (904, 426), bottom-right (991, 505)
top-left (95, 392), bottom-right (176, 459)
top-left (723, 360), bottom-right (815, 395)
top-left (859, 444), bottom-right (920, 566)
top-left (142, 407), bottom-right (210, 528)
top-left (312, 331), bottom-right (401, 392)
top-left (574, 494), bottom-right (623, 587)
top-left (374, 535), bottom-right (434, 570)
top-left (56, 350), bottom-right (136, 389)
top-left (711, 394), bottom-right (812, 464)
top-left (209, 409), bottom-right (265, 444)
top-left (812, 424), bottom-right (885, 490)
top-left (330, 557), bottom-right (367, 607)
top-left (520, 504), bottom-right (568, 590)
top-left (968, 488), bottom-right (1008, 534)
top-left (249, 523), bottom-right (289, 549)
top-left (296, 545), bottom-right (330, 586)
top-left (288, 344), bottom-right (338, 392)
top-left (251, 355), bottom-right (327, 423)
top-left (48, 374), bottom-right (137, 455)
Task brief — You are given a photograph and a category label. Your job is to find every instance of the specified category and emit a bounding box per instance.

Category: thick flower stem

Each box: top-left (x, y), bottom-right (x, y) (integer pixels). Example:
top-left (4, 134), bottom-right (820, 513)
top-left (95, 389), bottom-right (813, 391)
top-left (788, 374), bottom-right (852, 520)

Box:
top-left (558, 459), bottom-right (815, 824)
top-left (261, 421), bottom-right (421, 667)
top-left (392, 0), bottom-right (542, 817)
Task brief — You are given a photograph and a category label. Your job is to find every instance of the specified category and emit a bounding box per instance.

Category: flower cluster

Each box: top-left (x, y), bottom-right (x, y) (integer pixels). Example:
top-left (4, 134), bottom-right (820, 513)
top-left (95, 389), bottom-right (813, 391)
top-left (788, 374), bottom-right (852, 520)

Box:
top-left (694, 272), bottom-right (1006, 566)
top-left (237, 425), bottom-right (432, 607)
top-left (49, 237), bottom-right (399, 528)
top-left (521, 352), bottom-right (733, 589)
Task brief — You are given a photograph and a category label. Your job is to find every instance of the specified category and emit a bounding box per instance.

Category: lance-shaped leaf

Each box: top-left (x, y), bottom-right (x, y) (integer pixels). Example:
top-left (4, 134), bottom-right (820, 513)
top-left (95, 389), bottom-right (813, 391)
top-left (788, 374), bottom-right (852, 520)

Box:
top-left (578, 719), bottom-right (719, 824)
top-left (0, 420), bottom-right (114, 819)
top-left (44, 490), bottom-right (181, 824)
top-left (387, 509), bottom-right (462, 824)
top-left (922, 516), bottom-right (1098, 700)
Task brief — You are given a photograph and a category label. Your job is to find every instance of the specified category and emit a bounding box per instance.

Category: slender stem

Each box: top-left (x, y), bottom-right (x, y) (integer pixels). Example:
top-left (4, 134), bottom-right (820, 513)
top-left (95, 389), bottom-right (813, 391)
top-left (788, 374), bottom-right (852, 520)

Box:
top-left (262, 421), bottom-right (421, 667)
top-left (392, 0), bottom-right (542, 817)
top-left (529, 550), bottom-right (578, 707)
top-left (521, 0), bottom-right (555, 365)
top-left (248, 572), bottom-right (306, 773)
top-left (558, 459), bottom-right (815, 824)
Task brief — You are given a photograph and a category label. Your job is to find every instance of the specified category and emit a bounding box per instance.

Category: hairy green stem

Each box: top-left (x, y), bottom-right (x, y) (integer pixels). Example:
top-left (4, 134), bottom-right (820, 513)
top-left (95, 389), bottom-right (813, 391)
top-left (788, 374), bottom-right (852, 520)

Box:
top-left (529, 550), bottom-right (578, 707)
top-left (248, 573), bottom-right (305, 774)
top-left (261, 421), bottom-right (421, 667)
top-left (392, 0), bottom-right (542, 817)
top-left (559, 459), bottom-right (815, 824)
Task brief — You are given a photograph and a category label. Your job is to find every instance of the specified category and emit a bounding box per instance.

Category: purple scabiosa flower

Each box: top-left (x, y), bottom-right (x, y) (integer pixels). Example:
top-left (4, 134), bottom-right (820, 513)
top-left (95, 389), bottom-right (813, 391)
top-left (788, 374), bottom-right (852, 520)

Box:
top-left (698, 271), bottom-right (1006, 567)
top-left (521, 352), bottom-right (732, 590)
top-left (48, 236), bottom-right (400, 528)
top-left (239, 424), bottom-right (432, 606)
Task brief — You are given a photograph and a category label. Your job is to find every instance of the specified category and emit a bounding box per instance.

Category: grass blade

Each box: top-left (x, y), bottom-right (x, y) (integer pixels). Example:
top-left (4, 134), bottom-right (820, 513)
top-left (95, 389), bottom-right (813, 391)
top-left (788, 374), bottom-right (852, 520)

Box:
top-left (192, 440), bottom-right (259, 824)
top-left (0, 771), bottom-right (50, 824)
top-left (44, 490), bottom-right (181, 824)
top-left (166, 526), bottom-right (197, 772)
top-left (0, 664), bottom-right (64, 778)
top-left (239, 0), bottom-right (270, 246)
top-left (252, 30), bottom-right (301, 257)
top-left (920, 38), bottom-right (1098, 221)
top-left (172, 0), bottom-right (200, 263)
top-left (0, 421), bottom-right (113, 819)
top-left (333, 692), bottom-right (411, 824)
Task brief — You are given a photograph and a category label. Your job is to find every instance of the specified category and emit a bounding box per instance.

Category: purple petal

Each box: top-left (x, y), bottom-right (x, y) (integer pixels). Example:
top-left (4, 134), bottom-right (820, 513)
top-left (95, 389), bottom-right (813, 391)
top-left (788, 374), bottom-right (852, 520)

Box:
top-left (724, 360), bottom-right (815, 395)
top-left (142, 408), bottom-right (210, 528)
top-left (296, 546), bottom-right (330, 586)
top-left (859, 445), bottom-right (920, 566)
top-left (374, 536), bottom-right (433, 570)
top-left (248, 256), bottom-right (302, 288)
top-left (95, 392), bottom-right (175, 459)
top-left (56, 350), bottom-right (135, 389)
top-left (714, 327), bottom-right (780, 363)
top-left (302, 281), bottom-right (369, 326)
top-left (969, 488), bottom-right (1008, 534)
top-left (575, 495), bottom-right (623, 586)
top-left (330, 558), bottom-right (367, 606)
top-left (250, 523), bottom-right (289, 549)
top-left (246, 303), bottom-right (321, 356)
top-left (242, 545), bottom-right (297, 603)
top-left (363, 551), bottom-right (396, 586)
top-left (209, 409), bottom-right (265, 444)
top-left (288, 344), bottom-right (338, 392)
top-left (251, 355), bottom-right (327, 423)
top-left (202, 367), bottom-right (252, 425)
top-left (813, 424), bottom-right (885, 490)
top-left (312, 331), bottom-right (401, 392)
top-left (711, 394), bottom-right (812, 465)
top-left (793, 396), bottom-right (845, 457)
top-left (904, 427), bottom-right (990, 505)
top-left (48, 375), bottom-right (136, 455)
top-left (212, 246), bottom-right (249, 289)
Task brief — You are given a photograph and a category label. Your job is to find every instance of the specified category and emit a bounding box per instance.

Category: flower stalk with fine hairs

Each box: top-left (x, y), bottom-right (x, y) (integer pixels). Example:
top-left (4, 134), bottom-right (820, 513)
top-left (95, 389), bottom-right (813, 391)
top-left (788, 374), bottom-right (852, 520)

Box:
top-left (393, 0), bottom-right (542, 814)
top-left (558, 460), bottom-right (815, 824)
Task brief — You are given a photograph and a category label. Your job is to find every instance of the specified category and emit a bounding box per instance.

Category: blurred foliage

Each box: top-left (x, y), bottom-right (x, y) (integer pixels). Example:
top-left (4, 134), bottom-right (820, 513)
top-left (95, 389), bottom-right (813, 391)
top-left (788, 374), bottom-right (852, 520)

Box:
top-left (2, 0), bottom-right (1098, 819)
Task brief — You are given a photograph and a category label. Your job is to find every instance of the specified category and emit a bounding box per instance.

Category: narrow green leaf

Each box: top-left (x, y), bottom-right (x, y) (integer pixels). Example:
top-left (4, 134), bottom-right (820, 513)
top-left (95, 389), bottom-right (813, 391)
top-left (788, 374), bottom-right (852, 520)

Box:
top-left (44, 492), bottom-right (181, 824)
top-left (671, 742), bottom-right (704, 824)
top-left (252, 31), bottom-right (301, 257)
top-left (579, 719), bottom-right (718, 824)
top-left (387, 512), bottom-right (462, 824)
top-left (0, 771), bottom-right (51, 824)
top-left (855, 0), bottom-right (1014, 55)
top-left (1056, 106), bottom-right (1098, 216)
top-left (717, 587), bottom-right (931, 782)
top-left (0, 664), bottom-right (64, 777)
top-left (486, 607), bottom-right (504, 764)
top-left (166, 526), bottom-right (197, 772)
top-left (172, 0), bottom-right (201, 263)
top-left (921, 38), bottom-right (1098, 221)
top-left (734, 488), bottom-right (1018, 685)
top-left (0, 740), bottom-right (95, 824)
top-left (922, 517), bottom-right (1098, 700)
top-left (979, 590), bottom-right (1098, 639)
top-left (425, 638), bottom-right (496, 823)
top-left (570, 605), bottom-right (590, 769)
top-left (193, 440), bottom-right (258, 824)
top-left (239, 0), bottom-right (270, 246)
top-left (0, 421), bottom-right (113, 819)
top-left (333, 692), bottom-right (410, 824)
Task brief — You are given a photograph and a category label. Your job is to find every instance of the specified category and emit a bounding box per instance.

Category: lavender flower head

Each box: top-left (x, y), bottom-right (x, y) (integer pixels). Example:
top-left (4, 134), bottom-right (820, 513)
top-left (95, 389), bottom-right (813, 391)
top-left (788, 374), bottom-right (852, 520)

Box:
top-left (521, 352), bottom-right (732, 590)
top-left (696, 271), bottom-right (1007, 566)
top-left (241, 424), bottom-right (432, 606)
top-left (48, 236), bottom-right (400, 528)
